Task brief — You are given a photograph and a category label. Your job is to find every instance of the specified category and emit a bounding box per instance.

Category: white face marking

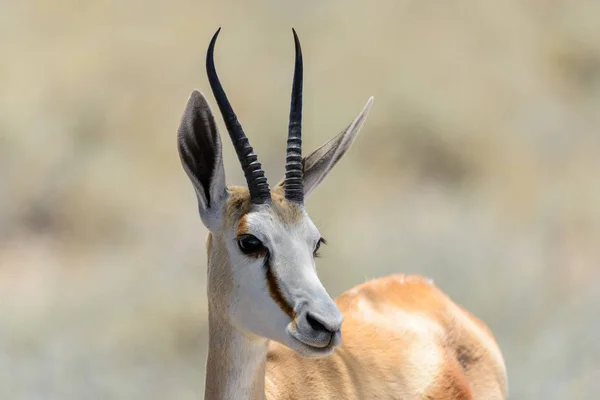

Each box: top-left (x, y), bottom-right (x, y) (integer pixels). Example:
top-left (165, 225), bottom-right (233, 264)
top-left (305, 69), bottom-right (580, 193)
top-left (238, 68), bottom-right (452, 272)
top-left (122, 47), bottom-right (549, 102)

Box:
top-left (221, 205), bottom-right (342, 355)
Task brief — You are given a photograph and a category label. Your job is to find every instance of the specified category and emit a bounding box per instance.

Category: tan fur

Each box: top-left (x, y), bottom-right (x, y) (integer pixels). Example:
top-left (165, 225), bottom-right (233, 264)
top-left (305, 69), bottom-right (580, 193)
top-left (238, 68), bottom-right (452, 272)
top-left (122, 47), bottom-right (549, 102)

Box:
top-left (236, 214), bottom-right (250, 237)
top-left (225, 186), bottom-right (303, 226)
top-left (224, 186), bottom-right (253, 226)
top-left (264, 275), bottom-right (507, 399)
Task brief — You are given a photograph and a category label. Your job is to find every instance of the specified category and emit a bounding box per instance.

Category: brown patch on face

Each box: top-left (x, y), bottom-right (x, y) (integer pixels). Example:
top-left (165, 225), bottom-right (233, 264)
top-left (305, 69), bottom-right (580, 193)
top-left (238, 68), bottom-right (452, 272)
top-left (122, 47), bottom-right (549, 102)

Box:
top-left (223, 186), bottom-right (252, 227)
top-left (236, 214), bottom-right (249, 237)
top-left (266, 260), bottom-right (296, 320)
top-left (224, 186), bottom-right (304, 232)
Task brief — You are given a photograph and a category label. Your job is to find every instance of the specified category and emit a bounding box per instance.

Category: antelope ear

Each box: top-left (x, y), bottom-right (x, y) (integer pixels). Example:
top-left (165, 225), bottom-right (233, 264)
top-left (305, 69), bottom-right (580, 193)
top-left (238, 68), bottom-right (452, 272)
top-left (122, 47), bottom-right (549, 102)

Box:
top-left (177, 90), bottom-right (229, 230)
top-left (276, 97), bottom-right (373, 199)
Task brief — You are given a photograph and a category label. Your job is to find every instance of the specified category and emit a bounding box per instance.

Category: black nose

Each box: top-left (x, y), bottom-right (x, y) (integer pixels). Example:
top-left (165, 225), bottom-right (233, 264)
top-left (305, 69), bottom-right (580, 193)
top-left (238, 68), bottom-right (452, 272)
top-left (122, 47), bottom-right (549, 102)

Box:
top-left (305, 312), bottom-right (334, 333)
top-left (292, 307), bottom-right (343, 348)
top-left (303, 311), bottom-right (343, 335)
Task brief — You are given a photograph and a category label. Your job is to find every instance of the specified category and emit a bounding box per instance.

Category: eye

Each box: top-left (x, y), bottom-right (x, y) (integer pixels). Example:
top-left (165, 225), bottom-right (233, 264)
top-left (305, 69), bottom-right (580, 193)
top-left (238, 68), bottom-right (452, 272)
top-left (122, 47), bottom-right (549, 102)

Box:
top-left (313, 237), bottom-right (326, 258)
top-left (237, 234), bottom-right (266, 255)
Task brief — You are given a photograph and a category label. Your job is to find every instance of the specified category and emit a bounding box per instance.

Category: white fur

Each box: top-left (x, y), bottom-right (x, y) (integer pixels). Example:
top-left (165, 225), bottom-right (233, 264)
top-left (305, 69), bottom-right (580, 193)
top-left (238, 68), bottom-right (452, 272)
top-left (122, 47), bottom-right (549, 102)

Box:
top-left (226, 207), bottom-right (328, 347)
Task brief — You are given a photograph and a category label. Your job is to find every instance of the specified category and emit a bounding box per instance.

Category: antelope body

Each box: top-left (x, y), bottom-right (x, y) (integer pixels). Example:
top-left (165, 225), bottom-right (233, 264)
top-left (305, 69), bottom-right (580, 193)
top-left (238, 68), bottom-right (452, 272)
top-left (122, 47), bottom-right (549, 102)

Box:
top-left (177, 28), bottom-right (507, 400)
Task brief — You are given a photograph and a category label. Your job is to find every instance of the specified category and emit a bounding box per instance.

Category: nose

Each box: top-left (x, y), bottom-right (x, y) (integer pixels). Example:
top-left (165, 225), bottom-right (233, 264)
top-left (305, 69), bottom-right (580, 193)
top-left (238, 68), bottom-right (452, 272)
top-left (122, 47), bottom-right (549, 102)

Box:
top-left (293, 305), bottom-right (344, 348)
top-left (305, 311), bottom-right (341, 334)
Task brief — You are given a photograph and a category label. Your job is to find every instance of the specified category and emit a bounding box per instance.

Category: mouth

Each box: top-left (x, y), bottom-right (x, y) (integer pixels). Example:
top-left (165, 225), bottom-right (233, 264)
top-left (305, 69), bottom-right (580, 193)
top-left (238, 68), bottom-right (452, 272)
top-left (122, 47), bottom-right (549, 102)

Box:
top-left (286, 327), bottom-right (342, 357)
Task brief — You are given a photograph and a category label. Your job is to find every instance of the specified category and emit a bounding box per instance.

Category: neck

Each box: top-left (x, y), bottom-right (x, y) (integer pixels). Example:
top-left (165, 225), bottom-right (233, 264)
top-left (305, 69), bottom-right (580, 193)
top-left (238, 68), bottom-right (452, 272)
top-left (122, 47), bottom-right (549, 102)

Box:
top-left (204, 233), bottom-right (269, 400)
top-left (204, 310), bottom-right (269, 400)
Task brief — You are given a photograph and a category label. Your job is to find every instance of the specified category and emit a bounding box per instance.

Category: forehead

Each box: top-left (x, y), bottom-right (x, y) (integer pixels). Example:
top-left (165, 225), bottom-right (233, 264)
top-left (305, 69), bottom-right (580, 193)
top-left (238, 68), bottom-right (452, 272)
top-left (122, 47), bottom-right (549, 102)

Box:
top-left (224, 186), bottom-right (311, 237)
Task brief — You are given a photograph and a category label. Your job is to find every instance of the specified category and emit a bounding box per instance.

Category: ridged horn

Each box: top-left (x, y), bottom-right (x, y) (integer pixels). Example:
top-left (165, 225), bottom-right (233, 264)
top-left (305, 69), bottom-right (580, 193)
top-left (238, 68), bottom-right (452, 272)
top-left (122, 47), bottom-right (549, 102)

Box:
top-left (206, 28), bottom-right (271, 204)
top-left (284, 28), bottom-right (304, 204)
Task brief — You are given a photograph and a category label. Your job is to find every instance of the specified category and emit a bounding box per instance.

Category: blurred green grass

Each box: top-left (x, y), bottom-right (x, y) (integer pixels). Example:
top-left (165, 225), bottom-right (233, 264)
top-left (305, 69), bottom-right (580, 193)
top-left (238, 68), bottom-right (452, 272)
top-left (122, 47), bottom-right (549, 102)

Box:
top-left (1, 0), bottom-right (600, 398)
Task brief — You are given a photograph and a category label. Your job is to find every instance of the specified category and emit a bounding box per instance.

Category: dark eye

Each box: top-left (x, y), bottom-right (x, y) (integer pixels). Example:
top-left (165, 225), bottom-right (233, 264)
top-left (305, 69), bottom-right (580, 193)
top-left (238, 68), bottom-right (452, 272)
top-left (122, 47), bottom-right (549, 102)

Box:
top-left (313, 237), bottom-right (326, 257)
top-left (237, 234), bottom-right (266, 255)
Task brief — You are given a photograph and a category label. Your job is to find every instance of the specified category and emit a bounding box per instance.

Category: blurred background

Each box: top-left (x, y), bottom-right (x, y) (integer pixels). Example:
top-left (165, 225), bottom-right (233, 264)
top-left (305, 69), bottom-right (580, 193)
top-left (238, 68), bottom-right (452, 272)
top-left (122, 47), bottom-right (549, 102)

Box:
top-left (1, 0), bottom-right (599, 398)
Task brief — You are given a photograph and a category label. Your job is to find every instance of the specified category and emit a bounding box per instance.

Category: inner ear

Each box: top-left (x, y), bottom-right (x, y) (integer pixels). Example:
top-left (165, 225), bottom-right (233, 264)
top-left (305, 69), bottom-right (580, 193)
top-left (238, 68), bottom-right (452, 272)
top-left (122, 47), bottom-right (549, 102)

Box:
top-left (177, 90), bottom-right (228, 227)
top-left (178, 98), bottom-right (219, 206)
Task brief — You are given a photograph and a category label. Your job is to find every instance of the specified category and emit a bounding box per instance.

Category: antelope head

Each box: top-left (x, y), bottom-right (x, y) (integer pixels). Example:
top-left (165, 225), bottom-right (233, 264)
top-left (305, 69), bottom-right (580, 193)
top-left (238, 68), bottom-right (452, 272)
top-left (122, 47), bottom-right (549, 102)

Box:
top-left (177, 28), bottom-right (373, 358)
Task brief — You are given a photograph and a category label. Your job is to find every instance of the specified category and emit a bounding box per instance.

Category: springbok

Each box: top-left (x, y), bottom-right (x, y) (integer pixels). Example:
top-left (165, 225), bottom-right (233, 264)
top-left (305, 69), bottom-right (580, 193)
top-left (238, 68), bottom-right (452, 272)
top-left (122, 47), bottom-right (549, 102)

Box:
top-left (177, 28), bottom-right (508, 400)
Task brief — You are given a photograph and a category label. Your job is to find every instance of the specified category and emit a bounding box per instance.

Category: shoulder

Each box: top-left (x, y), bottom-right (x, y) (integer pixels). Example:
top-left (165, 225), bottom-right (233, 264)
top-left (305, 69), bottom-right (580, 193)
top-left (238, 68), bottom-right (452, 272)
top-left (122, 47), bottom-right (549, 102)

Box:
top-left (335, 273), bottom-right (447, 316)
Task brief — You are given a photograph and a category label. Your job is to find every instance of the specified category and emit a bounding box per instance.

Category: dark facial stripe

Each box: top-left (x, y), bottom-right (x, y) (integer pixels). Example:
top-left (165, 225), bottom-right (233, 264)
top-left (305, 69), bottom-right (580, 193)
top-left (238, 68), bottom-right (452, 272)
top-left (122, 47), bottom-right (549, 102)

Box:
top-left (265, 259), bottom-right (296, 319)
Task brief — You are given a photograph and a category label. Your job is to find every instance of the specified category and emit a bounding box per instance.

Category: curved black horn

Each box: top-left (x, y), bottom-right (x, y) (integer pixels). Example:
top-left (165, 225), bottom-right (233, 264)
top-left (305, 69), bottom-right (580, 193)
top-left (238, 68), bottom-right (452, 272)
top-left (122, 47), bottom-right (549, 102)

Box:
top-left (284, 28), bottom-right (304, 204)
top-left (206, 28), bottom-right (271, 204)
